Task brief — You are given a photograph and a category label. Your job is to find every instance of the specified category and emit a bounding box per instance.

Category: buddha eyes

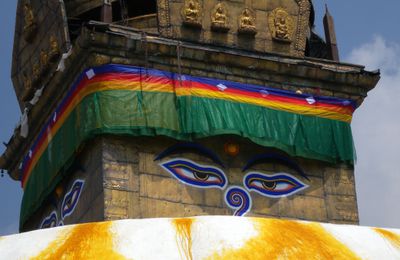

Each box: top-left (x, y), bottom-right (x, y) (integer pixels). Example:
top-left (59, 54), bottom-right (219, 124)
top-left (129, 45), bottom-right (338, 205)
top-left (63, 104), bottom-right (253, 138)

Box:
top-left (160, 159), bottom-right (227, 189)
top-left (40, 211), bottom-right (58, 229)
top-left (61, 180), bottom-right (84, 219)
top-left (244, 172), bottom-right (308, 198)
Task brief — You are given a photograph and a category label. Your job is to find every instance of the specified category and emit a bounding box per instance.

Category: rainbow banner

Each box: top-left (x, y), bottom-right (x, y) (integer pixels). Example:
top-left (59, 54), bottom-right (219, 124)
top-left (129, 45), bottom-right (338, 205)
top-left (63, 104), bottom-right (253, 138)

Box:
top-left (20, 64), bottom-right (356, 226)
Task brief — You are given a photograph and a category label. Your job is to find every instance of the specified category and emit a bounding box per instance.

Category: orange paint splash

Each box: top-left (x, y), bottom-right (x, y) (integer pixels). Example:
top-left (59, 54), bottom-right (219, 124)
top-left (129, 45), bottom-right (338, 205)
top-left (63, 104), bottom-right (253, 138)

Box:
top-left (31, 222), bottom-right (126, 260)
top-left (173, 218), bottom-right (194, 260)
top-left (208, 218), bottom-right (360, 260)
top-left (374, 228), bottom-right (400, 248)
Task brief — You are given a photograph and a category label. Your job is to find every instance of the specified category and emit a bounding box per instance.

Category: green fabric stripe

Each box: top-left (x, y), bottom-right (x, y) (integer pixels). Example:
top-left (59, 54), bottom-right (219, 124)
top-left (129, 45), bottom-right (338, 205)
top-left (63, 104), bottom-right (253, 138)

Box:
top-left (21, 90), bottom-right (355, 227)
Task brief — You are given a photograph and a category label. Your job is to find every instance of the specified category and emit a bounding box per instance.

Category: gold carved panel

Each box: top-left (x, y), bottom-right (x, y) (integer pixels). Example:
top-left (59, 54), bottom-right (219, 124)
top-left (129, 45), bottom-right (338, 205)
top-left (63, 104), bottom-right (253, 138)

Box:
top-left (182, 0), bottom-right (202, 28)
top-left (156, 0), bottom-right (311, 57)
top-left (12, 0), bottom-right (70, 107)
top-left (268, 7), bottom-right (295, 43)
top-left (238, 8), bottom-right (257, 35)
top-left (211, 3), bottom-right (230, 32)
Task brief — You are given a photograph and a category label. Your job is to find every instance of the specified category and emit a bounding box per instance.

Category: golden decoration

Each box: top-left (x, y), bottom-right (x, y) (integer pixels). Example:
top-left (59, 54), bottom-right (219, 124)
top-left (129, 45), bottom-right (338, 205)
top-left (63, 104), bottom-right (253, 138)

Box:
top-left (49, 35), bottom-right (60, 62)
top-left (211, 3), bottom-right (230, 32)
top-left (32, 62), bottom-right (40, 83)
top-left (268, 7), bottom-right (294, 43)
top-left (93, 54), bottom-right (110, 66)
top-left (55, 185), bottom-right (64, 199)
top-left (23, 3), bottom-right (37, 42)
top-left (40, 49), bottom-right (49, 73)
top-left (238, 8), bottom-right (256, 35)
top-left (182, 0), bottom-right (202, 28)
top-left (224, 142), bottom-right (240, 157)
top-left (22, 73), bottom-right (32, 91)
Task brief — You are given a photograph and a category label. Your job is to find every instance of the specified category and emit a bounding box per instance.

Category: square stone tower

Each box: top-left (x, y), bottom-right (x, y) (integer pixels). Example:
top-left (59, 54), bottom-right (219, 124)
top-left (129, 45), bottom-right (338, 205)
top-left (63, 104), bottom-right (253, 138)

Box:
top-left (0, 0), bottom-right (379, 232)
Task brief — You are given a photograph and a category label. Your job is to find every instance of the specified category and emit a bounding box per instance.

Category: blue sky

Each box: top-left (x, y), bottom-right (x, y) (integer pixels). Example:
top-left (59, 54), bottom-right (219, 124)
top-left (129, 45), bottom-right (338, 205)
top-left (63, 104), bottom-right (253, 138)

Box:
top-left (1, 1), bottom-right (400, 235)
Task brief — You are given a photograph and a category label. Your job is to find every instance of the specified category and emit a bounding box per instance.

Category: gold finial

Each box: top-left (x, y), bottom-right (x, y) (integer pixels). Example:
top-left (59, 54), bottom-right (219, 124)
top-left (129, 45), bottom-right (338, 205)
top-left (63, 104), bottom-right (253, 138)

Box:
top-left (211, 3), bottom-right (230, 32)
top-left (182, 0), bottom-right (202, 28)
top-left (238, 8), bottom-right (256, 35)
top-left (268, 7), bottom-right (294, 43)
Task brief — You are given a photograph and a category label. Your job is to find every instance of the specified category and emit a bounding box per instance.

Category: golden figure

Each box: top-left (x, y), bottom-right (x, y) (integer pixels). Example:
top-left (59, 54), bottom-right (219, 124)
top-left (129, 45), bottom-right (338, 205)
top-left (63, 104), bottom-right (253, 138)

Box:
top-left (23, 3), bottom-right (37, 42)
top-left (22, 73), bottom-right (32, 91)
top-left (183, 0), bottom-right (201, 28)
top-left (40, 50), bottom-right (49, 69)
top-left (32, 62), bottom-right (40, 82)
top-left (238, 8), bottom-right (256, 35)
top-left (49, 35), bottom-right (60, 61)
top-left (211, 3), bottom-right (229, 32)
top-left (268, 8), bottom-right (294, 42)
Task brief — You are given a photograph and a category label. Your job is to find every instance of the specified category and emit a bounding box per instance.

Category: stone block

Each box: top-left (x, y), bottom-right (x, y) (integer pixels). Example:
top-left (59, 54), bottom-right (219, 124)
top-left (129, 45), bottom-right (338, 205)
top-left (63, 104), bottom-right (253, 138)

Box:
top-left (139, 174), bottom-right (181, 202)
top-left (140, 197), bottom-right (185, 218)
top-left (181, 185), bottom-right (205, 205)
top-left (77, 193), bottom-right (105, 224)
top-left (326, 195), bottom-right (358, 223)
top-left (183, 204), bottom-right (229, 217)
top-left (111, 57), bottom-right (132, 65)
top-left (278, 196), bottom-right (327, 222)
top-left (139, 152), bottom-right (163, 175)
top-left (324, 167), bottom-right (356, 196)
top-left (251, 194), bottom-right (280, 217)
top-left (302, 176), bottom-right (324, 198)
top-left (204, 189), bottom-right (224, 208)
top-left (127, 192), bottom-right (140, 219)
top-left (102, 137), bottom-right (138, 163)
top-left (104, 161), bottom-right (138, 192)
top-left (104, 189), bottom-right (128, 208)
top-left (104, 189), bottom-right (130, 220)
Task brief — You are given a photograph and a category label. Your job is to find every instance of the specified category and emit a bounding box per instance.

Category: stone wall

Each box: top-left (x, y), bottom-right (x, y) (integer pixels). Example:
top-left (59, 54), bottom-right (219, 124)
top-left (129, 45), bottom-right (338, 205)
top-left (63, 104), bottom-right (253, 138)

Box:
top-left (16, 28), bottom-right (370, 231)
top-left (23, 133), bottom-right (358, 232)
top-left (103, 135), bottom-right (358, 224)
top-left (160, 0), bottom-right (311, 56)
top-left (22, 140), bottom-right (105, 232)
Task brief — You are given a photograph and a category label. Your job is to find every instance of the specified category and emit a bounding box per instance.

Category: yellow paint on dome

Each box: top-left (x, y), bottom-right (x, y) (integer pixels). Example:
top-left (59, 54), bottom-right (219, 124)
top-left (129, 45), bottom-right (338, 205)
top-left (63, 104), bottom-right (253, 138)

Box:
top-left (173, 218), bottom-right (194, 260)
top-left (208, 218), bottom-right (360, 260)
top-left (31, 222), bottom-right (126, 260)
top-left (374, 228), bottom-right (400, 248)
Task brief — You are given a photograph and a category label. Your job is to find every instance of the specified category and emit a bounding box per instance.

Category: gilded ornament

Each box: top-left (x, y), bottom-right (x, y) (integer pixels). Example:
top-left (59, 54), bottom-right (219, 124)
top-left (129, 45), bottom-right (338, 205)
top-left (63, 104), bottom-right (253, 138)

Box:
top-left (238, 8), bottom-right (256, 35)
top-left (49, 35), bottom-right (60, 62)
top-left (268, 7), bottom-right (294, 43)
top-left (23, 3), bottom-right (37, 42)
top-left (182, 0), bottom-right (202, 28)
top-left (93, 54), bottom-right (110, 66)
top-left (32, 62), bottom-right (40, 83)
top-left (22, 73), bottom-right (32, 91)
top-left (211, 3), bottom-right (230, 32)
top-left (40, 50), bottom-right (49, 73)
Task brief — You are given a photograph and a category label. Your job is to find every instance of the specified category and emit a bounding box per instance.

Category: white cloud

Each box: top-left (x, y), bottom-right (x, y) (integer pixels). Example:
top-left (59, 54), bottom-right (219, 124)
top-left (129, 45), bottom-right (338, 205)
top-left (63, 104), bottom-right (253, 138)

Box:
top-left (347, 36), bottom-right (400, 228)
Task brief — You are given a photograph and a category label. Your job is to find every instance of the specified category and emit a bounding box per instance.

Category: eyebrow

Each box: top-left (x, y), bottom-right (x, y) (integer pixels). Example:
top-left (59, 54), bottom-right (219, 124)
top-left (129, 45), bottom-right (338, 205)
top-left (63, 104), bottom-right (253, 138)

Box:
top-left (242, 153), bottom-right (309, 180)
top-left (154, 142), bottom-right (224, 167)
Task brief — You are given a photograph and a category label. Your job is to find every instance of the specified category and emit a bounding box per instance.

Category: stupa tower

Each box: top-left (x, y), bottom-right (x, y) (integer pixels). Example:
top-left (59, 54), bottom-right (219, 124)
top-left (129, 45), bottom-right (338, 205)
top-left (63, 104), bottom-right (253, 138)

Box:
top-left (0, 0), bottom-right (379, 232)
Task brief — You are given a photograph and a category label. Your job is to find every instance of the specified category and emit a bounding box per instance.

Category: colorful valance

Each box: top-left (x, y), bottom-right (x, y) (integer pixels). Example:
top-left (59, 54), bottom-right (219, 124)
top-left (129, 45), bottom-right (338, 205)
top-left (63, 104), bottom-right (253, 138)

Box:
top-left (20, 64), bottom-right (356, 226)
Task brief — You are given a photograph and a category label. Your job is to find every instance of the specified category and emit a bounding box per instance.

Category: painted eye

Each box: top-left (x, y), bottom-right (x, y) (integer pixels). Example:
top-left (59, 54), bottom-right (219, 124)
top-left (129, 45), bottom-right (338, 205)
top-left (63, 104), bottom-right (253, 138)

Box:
top-left (160, 159), bottom-right (227, 189)
top-left (244, 172), bottom-right (308, 198)
top-left (40, 211), bottom-right (58, 229)
top-left (61, 180), bottom-right (84, 219)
